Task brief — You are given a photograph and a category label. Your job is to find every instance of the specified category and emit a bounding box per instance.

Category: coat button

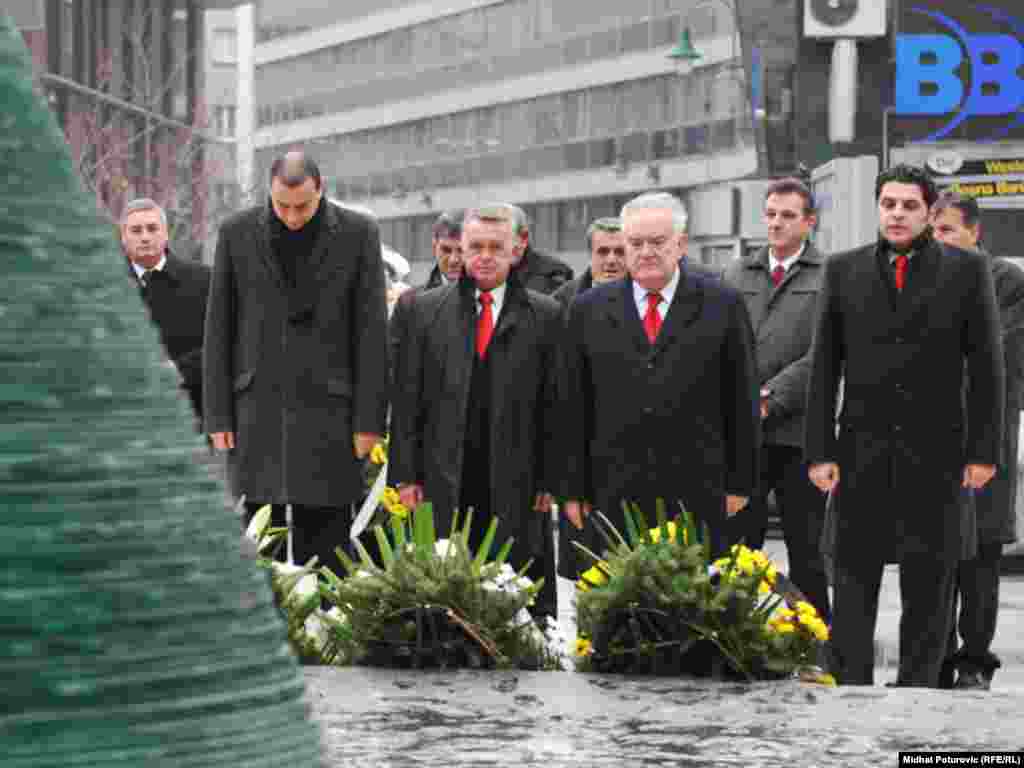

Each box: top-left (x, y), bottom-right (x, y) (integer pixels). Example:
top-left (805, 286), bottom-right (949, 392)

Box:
top-left (647, 362), bottom-right (655, 370)
top-left (643, 406), bottom-right (653, 415)
top-left (894, 424), bottom-right (903, 433)
top-left (895, 336), bottom-right (905, 344)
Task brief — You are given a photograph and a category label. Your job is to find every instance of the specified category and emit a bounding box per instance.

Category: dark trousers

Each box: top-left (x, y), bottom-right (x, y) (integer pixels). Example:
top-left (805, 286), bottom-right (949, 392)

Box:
top-left (830, 553), bottom-right (956, 687)
top-left (732, 444), bottom-right (832, 623)
top-left (940, 540), bottom-right (1004, 686)
top-left (243, 502), bottom-right (353, 578)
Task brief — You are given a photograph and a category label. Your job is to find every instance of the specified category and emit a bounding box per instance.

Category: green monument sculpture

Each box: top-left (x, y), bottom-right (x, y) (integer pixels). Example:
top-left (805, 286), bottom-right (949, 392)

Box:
top-left (0, 15), bottom-right (323, 766)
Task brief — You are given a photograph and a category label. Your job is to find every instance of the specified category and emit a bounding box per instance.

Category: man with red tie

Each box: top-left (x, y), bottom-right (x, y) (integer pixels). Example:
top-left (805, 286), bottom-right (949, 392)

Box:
top-left (388, 205), bottom-right (563, 619)
top-left (805, 164), bottom-right (1004, 687)
top-left (562, 192), bottom-right (760, 563)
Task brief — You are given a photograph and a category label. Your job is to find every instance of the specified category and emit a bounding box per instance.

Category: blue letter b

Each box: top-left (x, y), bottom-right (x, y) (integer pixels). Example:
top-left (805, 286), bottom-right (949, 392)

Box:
top-left (895, 35), bottom-right (963, 115)
top-left (967, 35), bottom-right (1024, 115)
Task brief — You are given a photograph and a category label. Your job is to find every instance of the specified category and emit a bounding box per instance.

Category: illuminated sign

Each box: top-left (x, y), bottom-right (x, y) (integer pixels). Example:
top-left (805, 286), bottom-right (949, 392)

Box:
top-left (929, 156), bottom-right (1024, 199)
top-left (894, 4), bottom-right (1024, 142)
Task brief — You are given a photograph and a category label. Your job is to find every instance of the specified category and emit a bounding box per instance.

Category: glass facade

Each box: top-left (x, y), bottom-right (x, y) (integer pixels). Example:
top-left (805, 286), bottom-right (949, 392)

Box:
top-left (255, 63), bottom-right (752, 205)
top-left (254, 0), bottom-right (734, 127)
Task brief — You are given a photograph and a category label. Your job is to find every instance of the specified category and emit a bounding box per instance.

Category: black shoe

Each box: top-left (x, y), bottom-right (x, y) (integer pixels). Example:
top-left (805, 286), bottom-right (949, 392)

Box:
top-left (953, 670), bottom-right (991, 690)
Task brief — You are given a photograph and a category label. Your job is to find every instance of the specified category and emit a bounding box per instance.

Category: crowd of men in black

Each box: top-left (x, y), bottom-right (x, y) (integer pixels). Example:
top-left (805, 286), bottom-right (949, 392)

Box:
top-left (122, 150), bottom-right (1022, 691)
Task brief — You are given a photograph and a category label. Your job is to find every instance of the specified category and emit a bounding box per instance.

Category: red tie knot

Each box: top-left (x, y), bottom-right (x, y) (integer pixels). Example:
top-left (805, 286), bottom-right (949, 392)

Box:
top-left (771, 264), bottom-right (786, 286)
top-left (479, 291), bottom-right (493, 307)
top-left (646, 291), bottom-right (661, 309)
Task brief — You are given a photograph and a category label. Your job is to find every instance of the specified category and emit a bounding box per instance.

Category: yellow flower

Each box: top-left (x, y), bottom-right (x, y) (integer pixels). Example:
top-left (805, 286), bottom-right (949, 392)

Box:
top-left (576, 563), bottom-right (609, 592)
top-left (574, 637), bottom-right (593, 657)
top-left (795, 600), bottom-right (817, 617)
top-left (648, 521), bottom-right (686, 544)
top-left (771, 621), bottom-right (796, 634)
top-left (370, 443), bottom-right (388, 465)
top-left (799, 615), bottom-right (830, 641)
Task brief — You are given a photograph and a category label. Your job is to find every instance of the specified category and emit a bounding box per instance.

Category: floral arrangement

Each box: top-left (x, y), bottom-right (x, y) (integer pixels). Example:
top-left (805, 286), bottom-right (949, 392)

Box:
top-left (572, 501), bottom-right (832, 683)
top-left (249, 502), bottom-right (563, 670)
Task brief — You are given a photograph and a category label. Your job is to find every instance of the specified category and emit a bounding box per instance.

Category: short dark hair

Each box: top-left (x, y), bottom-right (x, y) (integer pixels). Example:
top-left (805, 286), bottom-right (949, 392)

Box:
top-left (765, 177), bottom-right (816, 215)
top-left (932, 190), bottom-right (981, 229)
top-left (585, 217), bottom-right (622, 249)
top-left (270, 151), bottom-right (322, 190)
top-left (875, 163), bottom-right (938, 208)
top-left (432, 209), bottom-right (464, 240)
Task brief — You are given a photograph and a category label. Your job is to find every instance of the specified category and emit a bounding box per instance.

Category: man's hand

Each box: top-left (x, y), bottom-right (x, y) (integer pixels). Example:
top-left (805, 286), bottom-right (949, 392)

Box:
top-left (725, 495), bottom-right (748, 517)
top-left (963, 464), bottom-right (997, 490)
top-left (211, 431), bottom-right (235, 451)
top-left (353, 432), bottom-right (382, 459)
top-left (809, 462), bottom-right (840, 493)
top-left (533, 492), bottom-right (554, 514)
top-left (760, 388), bottom-right (772, 420)
top-left (564, 500), bottom-right (592, 530)
top-left (398, 483), bottom-right (424, 509)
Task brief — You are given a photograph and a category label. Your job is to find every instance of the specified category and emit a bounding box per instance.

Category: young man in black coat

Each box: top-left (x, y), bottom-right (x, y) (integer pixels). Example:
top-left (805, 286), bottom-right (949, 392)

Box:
top-left (562, 192), bottom-right (760, 566)
top-left (389, 206), bottom-right (563, 619)
top-left (204, 152), bottom-right (389, 576)
top-left (552, 217), bottom-right (626, 317)
top-left (805, 165), bottom-right (1004, 688)
top-left (121, 198), bottom-right (210, 427)
top-left (932, 191), bottom-right (1024, 690)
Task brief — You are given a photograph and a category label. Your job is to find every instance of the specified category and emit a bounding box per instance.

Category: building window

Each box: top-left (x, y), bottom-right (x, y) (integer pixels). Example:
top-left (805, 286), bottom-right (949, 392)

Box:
top-left (214, 105), bottom-right (236, 137)
top-left (211, 28), bottom-right (238, 65)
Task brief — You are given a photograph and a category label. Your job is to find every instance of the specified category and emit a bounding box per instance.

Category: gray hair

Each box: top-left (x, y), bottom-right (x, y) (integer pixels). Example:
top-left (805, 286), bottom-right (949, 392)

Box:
top-left (620, 192), bottom-right (688, 233)
top-left (501, 203), bottom-right (529, 236)
top-left (121, 198), bottom-right (168, 229)
top-left (585, 217), bottom-right (623, 249)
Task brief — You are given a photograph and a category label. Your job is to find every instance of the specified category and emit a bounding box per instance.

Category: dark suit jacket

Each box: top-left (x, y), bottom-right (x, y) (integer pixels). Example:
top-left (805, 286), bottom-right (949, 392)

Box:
top-left (723, 243), bottom-right (824, 447)
top-left (388, 273), bottom-right (563, 556)
top-left (805, 237), bottom-right (1004, 563)
top-left (203, 201), bottom-right (390, 506)
top-left (131, 250), bottom-right (210, 422)
top-left (551, 268), bottom-right (595, 319)
top-left (515, 244), bottom-right (574, 295)
top-left (563, 266), bottom-right (760, 543)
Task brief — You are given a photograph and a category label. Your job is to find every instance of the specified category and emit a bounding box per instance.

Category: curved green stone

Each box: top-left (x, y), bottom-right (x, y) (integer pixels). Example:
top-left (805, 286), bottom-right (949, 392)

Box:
top-left (0, 15), bottom-right (322, 766)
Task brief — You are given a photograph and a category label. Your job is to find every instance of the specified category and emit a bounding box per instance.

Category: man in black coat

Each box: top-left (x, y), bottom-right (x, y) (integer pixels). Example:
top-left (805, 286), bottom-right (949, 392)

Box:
top-left (552, 217), bottom-right (626, 316)
top-left (204, 152), bottom-right (390, 575)
top-left (562, 192), bottom-right (760, 568)
top-left (932, 191), bottom-right (1024, 690)
top-left (722, 178), bottom-right (831, 622)
top-left (389, 206), bottom-right (563, 619)
top-left (422, 209), bottom-right (465, 291)
top-left (805, 165), bottom-right (1004, 688)
top-left (506, 204), bottom-right (574, 295)
top-left (121, 198), bottom-right (209, 426)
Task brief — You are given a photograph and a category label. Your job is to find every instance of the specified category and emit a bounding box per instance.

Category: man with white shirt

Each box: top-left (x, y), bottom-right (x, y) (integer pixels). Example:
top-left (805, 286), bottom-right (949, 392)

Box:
top-left (389, 205), bottom-right (563, 619)
top-left (722, 178), bottom-right (831, 622)
top-left (121, 198), bottom-right (210, 426)
top-left (562, 192), bottom-right (759, 560)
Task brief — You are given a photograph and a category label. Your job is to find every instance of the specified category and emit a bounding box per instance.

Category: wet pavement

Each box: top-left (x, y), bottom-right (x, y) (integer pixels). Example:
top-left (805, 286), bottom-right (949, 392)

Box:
top-left (305, 666), bottom-right (1024, 767)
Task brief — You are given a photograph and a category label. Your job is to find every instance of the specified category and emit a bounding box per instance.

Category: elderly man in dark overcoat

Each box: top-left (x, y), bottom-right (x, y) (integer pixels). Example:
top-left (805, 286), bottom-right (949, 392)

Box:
top-left (722, 177), bottom-right (831, 623)
top-left (805, 165), bottom-right (1004, 688)
top-left (389, 206), bottom-right (563, 619)
top-left (204, 152), bottom-right (389, 575)
top-left (932, 191), bottom-right (1024, 690)
top-left (561, 192), bottom-right (760, 568)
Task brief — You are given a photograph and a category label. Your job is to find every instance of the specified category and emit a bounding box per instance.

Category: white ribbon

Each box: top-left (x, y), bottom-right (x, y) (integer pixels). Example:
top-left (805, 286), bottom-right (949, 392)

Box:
top-left (351, 461), bottom-right (388, 541)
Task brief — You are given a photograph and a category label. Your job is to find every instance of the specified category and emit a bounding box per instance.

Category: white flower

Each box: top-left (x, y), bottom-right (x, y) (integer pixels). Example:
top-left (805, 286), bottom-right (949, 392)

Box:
top-left (434, 538), bottom-right (453, 559)
top-left (245, 504), bottom-right (277, 552)
top-left (271, 562), bottom-right (318, 602)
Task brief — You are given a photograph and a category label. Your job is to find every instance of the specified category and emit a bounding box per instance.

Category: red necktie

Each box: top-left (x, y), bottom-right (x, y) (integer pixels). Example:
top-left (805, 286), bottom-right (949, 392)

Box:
top-left (893, 254), bottom-right (908, 291)
top-left (643, 291), bottom-right (662, 343)
top-left (771, 264), bottom-right (785, 287)
top-left (476, 291), bottom-right (494, 358)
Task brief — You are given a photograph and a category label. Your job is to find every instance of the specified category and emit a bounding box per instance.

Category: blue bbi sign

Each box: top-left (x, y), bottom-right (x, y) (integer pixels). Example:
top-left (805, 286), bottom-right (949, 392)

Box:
top-left (895, 5), bottom-right (1024, 142)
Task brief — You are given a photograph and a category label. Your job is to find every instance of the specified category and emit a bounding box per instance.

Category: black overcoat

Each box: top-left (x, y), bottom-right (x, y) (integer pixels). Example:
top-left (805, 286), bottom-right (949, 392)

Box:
top-left (561, 265), bottom-right (760, 568)
top-left (805, 238), bottom-right (1004, 563)
top-left (203, 201), bottom-right (390, 506)
top-left (131, 250), bottom-right (210, 422)
top-left (515, 245), bottom-right (574, 295)
top-left (972, 254), bottom-right (1024, 544)
top-left (388, 274), bottom-right (563, 557)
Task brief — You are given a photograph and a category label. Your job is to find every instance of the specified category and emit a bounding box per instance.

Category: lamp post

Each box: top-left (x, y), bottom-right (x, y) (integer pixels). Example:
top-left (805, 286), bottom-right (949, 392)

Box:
top-left (666, 0), bottom-right (765, 172)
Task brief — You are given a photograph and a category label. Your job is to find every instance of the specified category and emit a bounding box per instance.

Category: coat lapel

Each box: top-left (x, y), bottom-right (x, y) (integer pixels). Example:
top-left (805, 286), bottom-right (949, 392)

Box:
top-left (651, 265), bottom-right (703, 359)
top-left (257, 205), bottom-right (287, 292)
top-left (310, 201), bottom-right (343, 285)
top-left (606, 278), bottom-right (651, 357)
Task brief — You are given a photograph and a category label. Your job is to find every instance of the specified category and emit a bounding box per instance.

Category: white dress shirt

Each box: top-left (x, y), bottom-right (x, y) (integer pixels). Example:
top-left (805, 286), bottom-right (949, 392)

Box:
top-left (632, 263), bottom-right (681, 321)
top-left (768, 242), bottom-right (805, 275)
top-left (475, 280), bottom-right (507, 323)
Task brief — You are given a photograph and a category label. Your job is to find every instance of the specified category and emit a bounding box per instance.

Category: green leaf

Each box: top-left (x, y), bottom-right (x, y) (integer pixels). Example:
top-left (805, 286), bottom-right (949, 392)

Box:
top-left (632, 501), bottom-right (652, 545)
top-left (473, 516), bottom-right (499, 569)
top-left (373, 524), bottom-right (394, 568)
top-left (655, 498), bottom-right (669, 544)
top-left (390, 514), bottom-right (407, 553)
top-left (334, 546), bottom-right (359, 576)
top-left (494, 537), bottom-right (513, 565)
top-left (622, 500), bottom-right (641, 546)
top-left (352, 538), bottom-right (380, 571)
